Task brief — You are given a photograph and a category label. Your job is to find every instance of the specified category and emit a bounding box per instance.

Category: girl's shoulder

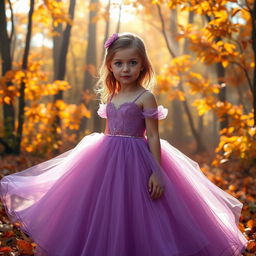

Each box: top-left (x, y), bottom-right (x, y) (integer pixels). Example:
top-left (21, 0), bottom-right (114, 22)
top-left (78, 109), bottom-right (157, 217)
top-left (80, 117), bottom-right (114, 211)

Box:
top-left (140, 90), bottom-right (157, 109)
top-left (140, 90), bottom-right (168, 120)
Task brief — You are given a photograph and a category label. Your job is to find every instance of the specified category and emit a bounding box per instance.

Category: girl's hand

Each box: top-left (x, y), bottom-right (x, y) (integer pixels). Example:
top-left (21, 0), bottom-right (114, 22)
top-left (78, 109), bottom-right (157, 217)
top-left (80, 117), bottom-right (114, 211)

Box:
top-left (148, 172), bottom-right (164, 200)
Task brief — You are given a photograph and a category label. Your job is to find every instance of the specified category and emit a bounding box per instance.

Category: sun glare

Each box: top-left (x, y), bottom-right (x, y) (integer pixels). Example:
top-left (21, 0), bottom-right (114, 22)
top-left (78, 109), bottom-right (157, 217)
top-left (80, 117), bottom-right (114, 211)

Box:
top-left (102, 0), bottom-right (136, 23)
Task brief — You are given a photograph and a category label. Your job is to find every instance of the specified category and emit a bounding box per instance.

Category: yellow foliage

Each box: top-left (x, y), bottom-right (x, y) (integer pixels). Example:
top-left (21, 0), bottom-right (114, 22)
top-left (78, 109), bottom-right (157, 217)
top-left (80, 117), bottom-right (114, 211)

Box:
top-left (192, 98), bottom-right (215, 115)
top-left (169, 55), bottom-right (194, 73)
top-left (155, 0), bottom-right (255, 172)
top-left (41, 0), bottom-right (72, 27)
top-left (0, 58), bottom-right (72, 102)
top-left (213, 102), bottom-right (255, 169)
top-left (22, 100), bottom-right (91, 154)
top-left (0, 71), bottom-right (21, 104)
top-left (0, 55), bottom-right (92, 154)
top-left (157, 53), bottom-right (221, 116)
top-left (156, 56), bottom-right (195, 100)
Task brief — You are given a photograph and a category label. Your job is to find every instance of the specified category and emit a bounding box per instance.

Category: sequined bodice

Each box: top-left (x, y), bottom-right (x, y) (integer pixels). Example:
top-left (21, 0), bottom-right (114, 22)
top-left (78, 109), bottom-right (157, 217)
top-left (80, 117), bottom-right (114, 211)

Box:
top-left (106, 101), bottom-right (146, 137)
top-left (97, 90), bottom-right (168, 137)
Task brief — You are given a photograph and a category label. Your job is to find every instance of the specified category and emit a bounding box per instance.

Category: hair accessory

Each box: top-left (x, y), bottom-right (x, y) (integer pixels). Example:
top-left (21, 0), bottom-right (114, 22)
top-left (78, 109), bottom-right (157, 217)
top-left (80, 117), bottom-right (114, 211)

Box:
top-left (104, 33), bottom-right (119, 49)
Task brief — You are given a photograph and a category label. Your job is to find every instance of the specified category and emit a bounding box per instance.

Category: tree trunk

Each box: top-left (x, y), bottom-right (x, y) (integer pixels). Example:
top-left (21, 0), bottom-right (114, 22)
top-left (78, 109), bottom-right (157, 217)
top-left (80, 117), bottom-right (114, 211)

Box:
top-left (216, 40), bottom-right (228, 130)
top-left (169, 8), bottom-right (185, 145)
top-left (70, 41), bottom-right (79, 103)
top-left (178, 81), bottom-right (207, 153)
top-left (212, 111), bottom-right (219, 148)
top-left (198, 115), bottom-right (204, 138)
top-left (115, 0), bottom-right (123, 33)
top-left (204, 14), bottom-right (228, 130)
top-left (80, 0), bottom-right (99, 136)
top-left (52, 0), bottom-right (77, 155)
top-left (157, 3), bottom-right (207, 152)
top-left (99, 0), bottom-right (112, 132)
top-left (7, 0), bottom-right (15, 60)
top-left (15, 0), bottom-right (35, 154)
top-left (183, 11), bottom-right (194, 54)
top-left (171, 100), bottom-right (185, 146)
top-left (250, 0), bottom-right (256, 127)
top-left (101, 0), bottom-right (111, 62)
top-left (236, 83), bottom-right (248, 113)
top-left (53, 23), bottom-right (63, 80)
top-left (0, 0), bottom-right (15, 154)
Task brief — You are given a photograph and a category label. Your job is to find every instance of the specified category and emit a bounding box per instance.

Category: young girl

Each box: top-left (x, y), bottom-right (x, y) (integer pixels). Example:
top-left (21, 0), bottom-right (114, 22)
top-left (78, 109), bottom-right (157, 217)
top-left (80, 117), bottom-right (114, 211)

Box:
top-left (0, 33), bottom-right (248, 256)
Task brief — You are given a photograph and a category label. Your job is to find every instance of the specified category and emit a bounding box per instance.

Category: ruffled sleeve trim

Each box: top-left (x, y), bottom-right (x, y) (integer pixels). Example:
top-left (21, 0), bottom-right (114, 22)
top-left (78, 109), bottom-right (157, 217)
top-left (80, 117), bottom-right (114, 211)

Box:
top-left (142, 105), bottom-right (168, 120)
top-left (97, 103), bottom-right (107, 119)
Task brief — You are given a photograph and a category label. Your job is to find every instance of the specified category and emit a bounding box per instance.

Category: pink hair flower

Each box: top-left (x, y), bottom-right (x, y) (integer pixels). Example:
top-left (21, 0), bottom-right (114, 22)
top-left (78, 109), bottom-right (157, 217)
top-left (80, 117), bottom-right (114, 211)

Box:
top-left (104, 33), bottom-right (119, 49)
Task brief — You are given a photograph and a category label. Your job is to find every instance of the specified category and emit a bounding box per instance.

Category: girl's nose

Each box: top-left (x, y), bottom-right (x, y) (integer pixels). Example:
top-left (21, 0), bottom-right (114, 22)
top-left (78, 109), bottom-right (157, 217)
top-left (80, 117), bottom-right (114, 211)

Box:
top-left (122, 64), bottom-right (129, 71)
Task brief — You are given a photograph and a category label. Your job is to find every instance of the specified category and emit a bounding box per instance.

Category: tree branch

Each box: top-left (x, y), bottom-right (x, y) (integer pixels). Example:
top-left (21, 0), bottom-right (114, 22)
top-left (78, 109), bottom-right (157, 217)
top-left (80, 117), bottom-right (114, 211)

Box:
top-left (232, 61), bottom-right (253, 93)
top-left (7, 0), bottom-right (14, 43)
top-left (156, 3), bottom-right (176, 58)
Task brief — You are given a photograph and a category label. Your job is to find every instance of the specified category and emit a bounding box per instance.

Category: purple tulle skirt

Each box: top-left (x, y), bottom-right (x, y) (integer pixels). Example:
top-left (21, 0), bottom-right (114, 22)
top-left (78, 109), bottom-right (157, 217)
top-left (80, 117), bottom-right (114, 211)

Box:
top-left (0, 132), bottom-right (248, 256)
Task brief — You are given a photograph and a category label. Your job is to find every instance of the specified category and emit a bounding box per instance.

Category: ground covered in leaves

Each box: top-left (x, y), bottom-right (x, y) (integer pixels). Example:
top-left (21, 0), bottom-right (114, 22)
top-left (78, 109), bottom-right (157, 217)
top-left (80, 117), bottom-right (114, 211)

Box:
top-left (0, 152), bottom-right (255, 256)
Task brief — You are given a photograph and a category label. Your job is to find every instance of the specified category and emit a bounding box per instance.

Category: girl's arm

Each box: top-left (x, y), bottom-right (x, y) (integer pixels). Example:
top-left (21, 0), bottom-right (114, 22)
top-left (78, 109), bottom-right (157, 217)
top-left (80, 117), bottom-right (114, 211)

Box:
top-left (143, 92), bottom-right (164, 200)
top-left (143, 93), bottom-right (161, 164)
top-left (104, 119), bottom-right (109, 134)
top-left (104, 97), bottom-right (111, 135)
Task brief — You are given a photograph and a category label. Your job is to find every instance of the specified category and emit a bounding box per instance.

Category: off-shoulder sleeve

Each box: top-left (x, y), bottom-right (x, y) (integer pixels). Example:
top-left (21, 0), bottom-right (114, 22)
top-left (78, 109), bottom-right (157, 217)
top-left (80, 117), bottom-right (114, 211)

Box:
top-left (97, 103), bottom-right (107, 118)
top-left (142, 105), bottom-right (168, 120)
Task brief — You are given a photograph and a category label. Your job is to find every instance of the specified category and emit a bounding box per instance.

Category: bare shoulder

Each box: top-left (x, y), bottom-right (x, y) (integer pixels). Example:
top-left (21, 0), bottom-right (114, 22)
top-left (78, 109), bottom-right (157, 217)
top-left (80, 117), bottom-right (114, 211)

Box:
top-left (141, 90), bottom-right (157, 109)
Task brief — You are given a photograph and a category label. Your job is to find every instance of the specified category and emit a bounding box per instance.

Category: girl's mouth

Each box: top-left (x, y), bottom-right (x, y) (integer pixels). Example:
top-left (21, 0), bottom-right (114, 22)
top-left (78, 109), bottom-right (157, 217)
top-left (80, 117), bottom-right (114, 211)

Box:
top-left (121, 76), bottom-right (130, 79)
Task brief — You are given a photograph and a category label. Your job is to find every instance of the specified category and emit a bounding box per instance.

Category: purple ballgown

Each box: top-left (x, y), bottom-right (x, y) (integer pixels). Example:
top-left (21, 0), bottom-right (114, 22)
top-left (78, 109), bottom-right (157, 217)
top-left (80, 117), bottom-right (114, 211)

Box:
top-left (0, 90), bottom-right (248, 256)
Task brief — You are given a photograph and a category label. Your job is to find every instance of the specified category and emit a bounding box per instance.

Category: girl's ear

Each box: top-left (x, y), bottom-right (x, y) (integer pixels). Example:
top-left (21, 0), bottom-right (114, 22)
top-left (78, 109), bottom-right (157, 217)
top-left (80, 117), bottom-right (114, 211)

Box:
top-left (107, 64), bottom-right (113, 72)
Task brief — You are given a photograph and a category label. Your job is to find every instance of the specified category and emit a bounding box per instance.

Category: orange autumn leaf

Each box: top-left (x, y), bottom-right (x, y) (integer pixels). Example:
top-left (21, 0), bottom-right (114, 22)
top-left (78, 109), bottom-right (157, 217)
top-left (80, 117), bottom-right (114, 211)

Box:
top-left (247, 240), bottom-right (256, 251)
top-left (247, 220), bottom-right (256, 230)
top-left (17, 239), bottom-right (34, 255)
top-left (3, 96), bottom-right (11, 104)
top-left (228, 185), bottom-right (237, 191)
top-left (0, 247), bottom-right (13, 252)
top-left (238, 223), bottom-right (245, 233)
top-left (3, 230), bottom-right (14, 237)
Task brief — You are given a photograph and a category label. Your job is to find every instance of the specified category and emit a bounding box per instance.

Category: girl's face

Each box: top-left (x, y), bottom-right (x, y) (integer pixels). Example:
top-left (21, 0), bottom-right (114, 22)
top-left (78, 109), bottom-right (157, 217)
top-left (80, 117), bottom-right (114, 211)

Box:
top-left (109, 48), bottom-right (143, 87)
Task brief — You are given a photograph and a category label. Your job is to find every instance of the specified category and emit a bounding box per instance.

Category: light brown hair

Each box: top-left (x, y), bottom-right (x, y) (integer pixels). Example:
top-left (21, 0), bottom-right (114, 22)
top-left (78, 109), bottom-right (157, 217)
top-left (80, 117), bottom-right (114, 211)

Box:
top-left (95, 32), bottom-right (155, 103)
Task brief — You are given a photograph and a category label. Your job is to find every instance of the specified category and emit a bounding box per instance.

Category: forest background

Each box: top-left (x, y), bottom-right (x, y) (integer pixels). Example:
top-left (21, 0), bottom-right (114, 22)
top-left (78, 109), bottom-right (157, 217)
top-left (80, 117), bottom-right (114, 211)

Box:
top-left (0, 0), bottom-right (256, 255)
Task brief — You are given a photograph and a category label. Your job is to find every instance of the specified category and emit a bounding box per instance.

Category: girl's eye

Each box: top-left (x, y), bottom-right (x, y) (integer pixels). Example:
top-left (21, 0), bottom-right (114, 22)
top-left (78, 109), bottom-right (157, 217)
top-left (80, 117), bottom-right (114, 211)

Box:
top-left (130, 60), bottom-right (137, 65)
top-left (114, 62), bottom-right (122, 66)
